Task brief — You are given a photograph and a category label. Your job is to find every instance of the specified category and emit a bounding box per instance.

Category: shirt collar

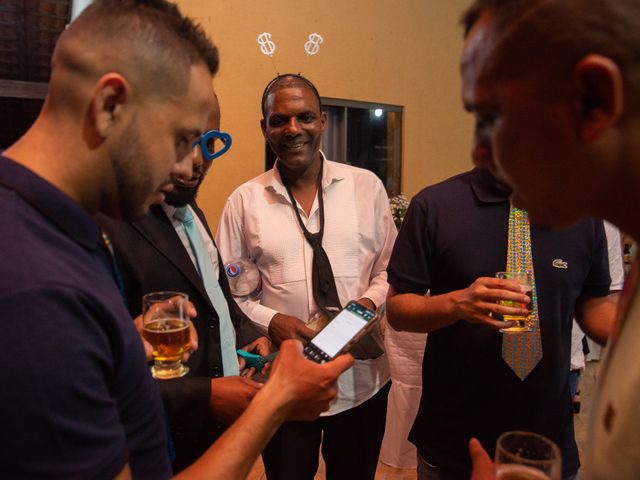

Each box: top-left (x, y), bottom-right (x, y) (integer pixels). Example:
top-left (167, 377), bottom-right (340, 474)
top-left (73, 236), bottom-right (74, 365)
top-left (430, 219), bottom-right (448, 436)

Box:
top-left (266, 151), bottom-right (344, 201)
top-left (0, 155), bottom-right (101, 251)
top-left (161, 201), bottom-right (199, 225)
top-left (161, 201), bottom-right (178, 220)
top-left (469, 167), bottom-right (511, 204)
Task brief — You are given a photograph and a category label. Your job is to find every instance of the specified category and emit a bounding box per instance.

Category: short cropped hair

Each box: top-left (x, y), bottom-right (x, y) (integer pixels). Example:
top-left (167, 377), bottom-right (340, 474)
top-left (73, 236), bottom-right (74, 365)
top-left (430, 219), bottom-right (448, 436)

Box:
top-left (460, 0), bottom-right (640, 91)
top-left (52, 0), bottom-right (218, 99)
top-left (261, 74), bottom-right (322, 117)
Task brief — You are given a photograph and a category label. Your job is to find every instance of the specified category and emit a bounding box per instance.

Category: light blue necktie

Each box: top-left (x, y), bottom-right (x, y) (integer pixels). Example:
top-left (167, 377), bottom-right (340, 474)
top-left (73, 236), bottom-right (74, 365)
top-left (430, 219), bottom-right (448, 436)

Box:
top-left (175, 207), bottom-right (240, 376)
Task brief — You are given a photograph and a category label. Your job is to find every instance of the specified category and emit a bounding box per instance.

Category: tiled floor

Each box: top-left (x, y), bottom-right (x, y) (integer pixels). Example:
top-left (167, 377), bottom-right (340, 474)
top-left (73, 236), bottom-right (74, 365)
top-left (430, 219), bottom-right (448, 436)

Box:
top-left (247, 360), bottom-right (599, 480)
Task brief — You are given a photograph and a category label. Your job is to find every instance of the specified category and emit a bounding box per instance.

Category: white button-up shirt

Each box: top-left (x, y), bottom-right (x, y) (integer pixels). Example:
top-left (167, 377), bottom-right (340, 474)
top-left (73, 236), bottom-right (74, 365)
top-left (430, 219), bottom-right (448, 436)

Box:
top-left (216, 157), bottom-right (396, 414)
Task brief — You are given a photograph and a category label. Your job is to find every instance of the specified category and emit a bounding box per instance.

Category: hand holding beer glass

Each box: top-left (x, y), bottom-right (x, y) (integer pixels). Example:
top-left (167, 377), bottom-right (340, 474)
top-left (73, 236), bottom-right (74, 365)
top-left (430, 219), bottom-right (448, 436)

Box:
top-left (142, 291), bottom-right (191, 379)
top-left (496, 271), bottom-right (533, 333)
top-left (495, 431), bottom-right (561, 480)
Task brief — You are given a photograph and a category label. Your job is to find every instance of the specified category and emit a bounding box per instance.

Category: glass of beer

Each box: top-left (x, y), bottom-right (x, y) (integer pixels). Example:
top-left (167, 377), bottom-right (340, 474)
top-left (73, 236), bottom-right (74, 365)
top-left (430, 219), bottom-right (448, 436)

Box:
top-left (496, 271), bottom-right (533, 333)
top-left (142, 291), bottom-right (191, 379)
top-left (495, 431), bottom-right (561, 480)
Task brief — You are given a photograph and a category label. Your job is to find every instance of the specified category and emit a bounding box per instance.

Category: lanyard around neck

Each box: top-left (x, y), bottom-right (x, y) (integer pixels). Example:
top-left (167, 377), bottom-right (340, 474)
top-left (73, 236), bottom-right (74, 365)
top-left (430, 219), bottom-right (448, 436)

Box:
top-left (283, 160), bottom-right (325, 247)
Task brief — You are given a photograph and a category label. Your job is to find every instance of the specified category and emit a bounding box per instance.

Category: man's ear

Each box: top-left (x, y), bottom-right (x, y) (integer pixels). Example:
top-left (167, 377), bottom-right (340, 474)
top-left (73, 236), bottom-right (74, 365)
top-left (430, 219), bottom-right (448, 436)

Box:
top-left (573, 54), bottom-right (624, 143)
top-left (320, 111), bottom-right (328, 133)
top-left (260, 118), bottom-right (267, 138)
top-left (91, 73), bottom-right (129, 138)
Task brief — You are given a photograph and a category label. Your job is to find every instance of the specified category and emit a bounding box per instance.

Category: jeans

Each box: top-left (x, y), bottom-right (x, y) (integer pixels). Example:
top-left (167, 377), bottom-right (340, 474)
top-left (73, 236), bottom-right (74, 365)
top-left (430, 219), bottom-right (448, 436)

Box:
top-left (569, 368), bottom-right (581, 399)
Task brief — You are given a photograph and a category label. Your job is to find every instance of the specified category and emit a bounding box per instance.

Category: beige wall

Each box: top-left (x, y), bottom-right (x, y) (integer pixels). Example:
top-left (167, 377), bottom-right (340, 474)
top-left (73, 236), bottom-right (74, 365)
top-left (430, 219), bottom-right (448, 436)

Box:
top-left (177, 0), bottom-right (474, 229)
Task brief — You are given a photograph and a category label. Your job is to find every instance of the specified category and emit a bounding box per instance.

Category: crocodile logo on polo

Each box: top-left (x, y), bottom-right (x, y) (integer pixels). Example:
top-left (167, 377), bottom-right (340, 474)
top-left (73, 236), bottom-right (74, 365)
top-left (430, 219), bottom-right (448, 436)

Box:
top-left (552, 259), bottom-right (568, 269)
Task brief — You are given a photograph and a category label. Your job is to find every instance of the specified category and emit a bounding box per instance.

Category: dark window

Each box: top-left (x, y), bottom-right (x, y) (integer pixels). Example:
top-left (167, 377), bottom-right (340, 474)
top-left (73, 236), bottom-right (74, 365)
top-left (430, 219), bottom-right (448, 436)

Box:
top-left (0, 0), bottom-right (71, 149)
top-left (264, 98), bottom-right (403, 196)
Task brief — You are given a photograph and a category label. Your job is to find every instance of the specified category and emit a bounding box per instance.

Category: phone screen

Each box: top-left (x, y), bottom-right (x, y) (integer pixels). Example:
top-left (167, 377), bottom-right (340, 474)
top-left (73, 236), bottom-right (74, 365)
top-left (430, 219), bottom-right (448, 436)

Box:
top-left (310, 302), bottom-right (374, 358)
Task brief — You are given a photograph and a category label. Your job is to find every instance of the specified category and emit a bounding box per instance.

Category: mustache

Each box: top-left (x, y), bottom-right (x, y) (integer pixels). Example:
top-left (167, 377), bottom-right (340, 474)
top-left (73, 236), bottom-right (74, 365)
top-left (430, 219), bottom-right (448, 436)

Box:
top-left (189, 165), bottom-right (204, 179)
top-left (171, 166), bottom-right (204, 187)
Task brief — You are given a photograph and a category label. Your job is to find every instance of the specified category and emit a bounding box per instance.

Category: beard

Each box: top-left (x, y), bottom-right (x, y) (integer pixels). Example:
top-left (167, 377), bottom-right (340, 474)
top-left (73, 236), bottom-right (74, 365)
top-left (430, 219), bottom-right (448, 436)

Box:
top-left (109, 117), bottom-right (156, 221)
top-left (165, 177), bottom-right (203, 207)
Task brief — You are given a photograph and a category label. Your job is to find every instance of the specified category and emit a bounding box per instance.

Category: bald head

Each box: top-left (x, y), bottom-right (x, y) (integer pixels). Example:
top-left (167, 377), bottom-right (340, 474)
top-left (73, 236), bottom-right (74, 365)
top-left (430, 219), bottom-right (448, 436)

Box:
top-left (459, 0), bottom-right (640, 228)
top-left (462, 0), bottom-right (640, 96)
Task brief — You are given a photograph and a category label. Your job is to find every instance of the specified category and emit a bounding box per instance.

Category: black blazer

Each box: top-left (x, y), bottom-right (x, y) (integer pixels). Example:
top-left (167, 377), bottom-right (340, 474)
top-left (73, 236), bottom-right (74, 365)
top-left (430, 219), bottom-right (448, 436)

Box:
top-left (98, 204), bottom-right (262, 472)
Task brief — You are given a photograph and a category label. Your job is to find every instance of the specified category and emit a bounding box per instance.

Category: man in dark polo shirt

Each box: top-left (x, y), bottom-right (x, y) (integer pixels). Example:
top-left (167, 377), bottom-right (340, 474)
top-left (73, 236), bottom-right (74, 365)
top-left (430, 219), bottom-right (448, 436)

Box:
top-left (0, 1), bottom-right (217, 477)
top-left (0, 1), bottom-right (354, 479)
top-left (458, 1), bottom-right (640, 478)
top-left (99, 94), bottom-right (268, 473)
top-left (386, 167), bottom-right (616, 479)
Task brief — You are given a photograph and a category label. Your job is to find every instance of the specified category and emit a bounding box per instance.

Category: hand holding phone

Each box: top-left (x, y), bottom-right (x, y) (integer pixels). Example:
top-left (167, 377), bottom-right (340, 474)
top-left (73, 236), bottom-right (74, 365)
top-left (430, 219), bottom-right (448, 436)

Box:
top-left (303, 301), bottom-right (378, 363)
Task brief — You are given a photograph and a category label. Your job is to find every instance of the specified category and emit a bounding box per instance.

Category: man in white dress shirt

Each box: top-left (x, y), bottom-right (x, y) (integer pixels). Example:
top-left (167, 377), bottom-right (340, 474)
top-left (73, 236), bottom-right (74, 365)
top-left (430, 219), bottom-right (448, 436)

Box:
top-left (569, 222), bottom-right (624, 406)
top-left (216, 74), bottom-right (397, 480)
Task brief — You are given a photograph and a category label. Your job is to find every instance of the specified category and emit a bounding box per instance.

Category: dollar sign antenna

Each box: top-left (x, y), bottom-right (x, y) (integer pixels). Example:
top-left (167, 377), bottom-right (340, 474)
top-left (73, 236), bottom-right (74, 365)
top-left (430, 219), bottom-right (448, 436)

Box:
top-left (257, 32), bottom-right (276, 57)
top-left (304, 33), bottom-right (323, 56)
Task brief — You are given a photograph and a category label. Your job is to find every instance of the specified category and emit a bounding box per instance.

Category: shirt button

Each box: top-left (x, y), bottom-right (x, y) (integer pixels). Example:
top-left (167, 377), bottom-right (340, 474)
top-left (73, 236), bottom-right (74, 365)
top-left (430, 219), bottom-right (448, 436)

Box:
top-left (209, 323), bottom-right (216, 329)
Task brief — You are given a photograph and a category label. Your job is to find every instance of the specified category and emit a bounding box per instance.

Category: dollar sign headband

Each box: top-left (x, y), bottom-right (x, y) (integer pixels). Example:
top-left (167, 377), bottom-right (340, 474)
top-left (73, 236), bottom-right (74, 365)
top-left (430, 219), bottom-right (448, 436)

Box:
top-left (256, 32), bottom-right (325, 58)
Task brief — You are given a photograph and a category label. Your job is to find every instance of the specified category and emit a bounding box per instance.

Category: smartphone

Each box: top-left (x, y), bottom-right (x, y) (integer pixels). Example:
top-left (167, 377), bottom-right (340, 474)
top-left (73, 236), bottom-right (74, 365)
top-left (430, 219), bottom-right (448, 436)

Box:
top-left (303, 301), bottom-right (378, 363)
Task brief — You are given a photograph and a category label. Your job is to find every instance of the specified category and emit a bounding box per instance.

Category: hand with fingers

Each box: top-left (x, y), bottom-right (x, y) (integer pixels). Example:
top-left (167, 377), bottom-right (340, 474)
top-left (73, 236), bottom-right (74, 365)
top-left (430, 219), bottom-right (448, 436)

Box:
top-left (268, 313), bottom-right (316, 347)
top-left (134, 300), bottom-right (199, 361)
top-left (262, 339), bottom-right (354, 421)
top-left (469, 438), bottom-right (497, 480)
top-left (210, 376), bottom-right (263, 425)
top-left (451, 276), bottom-right (531, 329)
top-left (237, 336), bottom-right (273, 376)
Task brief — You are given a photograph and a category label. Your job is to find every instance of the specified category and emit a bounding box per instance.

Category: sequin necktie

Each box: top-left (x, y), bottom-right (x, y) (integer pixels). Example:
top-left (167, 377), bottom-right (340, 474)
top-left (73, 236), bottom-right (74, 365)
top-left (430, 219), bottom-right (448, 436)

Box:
top-left (175, 207), bottom-right (240, 376)
top-left (502, 206), bottom-right (543, 380)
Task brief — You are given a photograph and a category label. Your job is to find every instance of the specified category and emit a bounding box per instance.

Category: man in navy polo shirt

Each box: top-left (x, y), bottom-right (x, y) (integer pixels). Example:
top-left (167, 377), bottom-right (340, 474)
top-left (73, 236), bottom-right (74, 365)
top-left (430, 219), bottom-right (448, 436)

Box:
top-left (0, 1), bottom-right (217, 477)
top-left (459, 1), bottom-right (640, 478)
top-left (386, 166), bottom-right (616, 479)
top-left (0, 1), bottom-right (353, 479)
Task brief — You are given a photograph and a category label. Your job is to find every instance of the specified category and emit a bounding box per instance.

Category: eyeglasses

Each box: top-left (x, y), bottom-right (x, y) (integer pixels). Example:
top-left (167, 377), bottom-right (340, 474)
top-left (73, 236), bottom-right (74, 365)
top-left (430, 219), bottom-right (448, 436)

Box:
top-left (191, 129), bottom-right (232, 162)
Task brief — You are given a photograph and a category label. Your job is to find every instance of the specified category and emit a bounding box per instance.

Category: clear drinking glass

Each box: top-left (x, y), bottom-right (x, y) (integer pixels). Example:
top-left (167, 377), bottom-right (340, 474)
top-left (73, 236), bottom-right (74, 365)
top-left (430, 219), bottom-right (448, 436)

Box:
top-left (142, 291), bottom-right (190, 379)
top-left (495, 431), bottom-right (561, 480)
top-left (496, 271), bottom-right (533, 333)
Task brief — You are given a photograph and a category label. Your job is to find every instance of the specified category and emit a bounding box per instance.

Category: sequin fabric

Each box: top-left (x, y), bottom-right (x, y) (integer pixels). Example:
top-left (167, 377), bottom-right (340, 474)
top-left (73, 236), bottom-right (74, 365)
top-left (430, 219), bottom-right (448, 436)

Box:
top-left (502, 206), bottom-right (543, 380)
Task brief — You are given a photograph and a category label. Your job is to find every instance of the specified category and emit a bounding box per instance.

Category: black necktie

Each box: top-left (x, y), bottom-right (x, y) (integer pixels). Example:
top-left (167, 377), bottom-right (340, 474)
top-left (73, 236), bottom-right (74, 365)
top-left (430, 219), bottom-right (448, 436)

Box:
top-left (284, 162), bottom-right (383, 360)
top-left (284, 161), bottom-right (342, 315)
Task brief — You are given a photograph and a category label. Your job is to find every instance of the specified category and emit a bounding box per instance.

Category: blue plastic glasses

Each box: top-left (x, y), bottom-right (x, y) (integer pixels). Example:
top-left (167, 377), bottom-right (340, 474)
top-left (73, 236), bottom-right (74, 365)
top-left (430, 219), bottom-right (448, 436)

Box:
top-left (191, 129), bottom-right (232, 162)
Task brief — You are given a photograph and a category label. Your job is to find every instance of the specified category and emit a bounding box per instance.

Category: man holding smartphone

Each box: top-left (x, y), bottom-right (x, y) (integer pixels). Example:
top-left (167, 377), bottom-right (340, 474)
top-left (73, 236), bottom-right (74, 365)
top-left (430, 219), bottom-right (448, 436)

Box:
top-left (0, 1), bottom-right (356, 478)
top-left (216, 74), bottom-right (397, 480)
